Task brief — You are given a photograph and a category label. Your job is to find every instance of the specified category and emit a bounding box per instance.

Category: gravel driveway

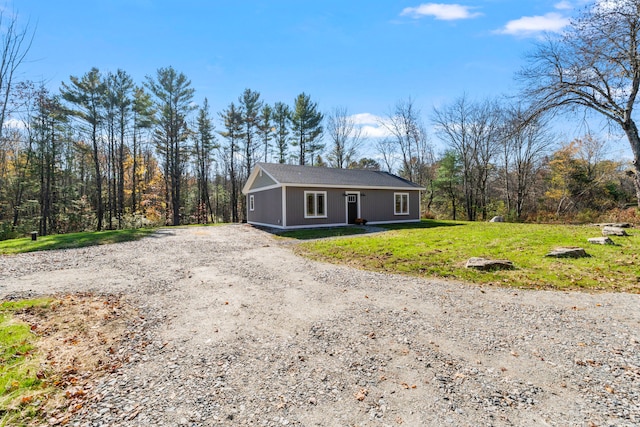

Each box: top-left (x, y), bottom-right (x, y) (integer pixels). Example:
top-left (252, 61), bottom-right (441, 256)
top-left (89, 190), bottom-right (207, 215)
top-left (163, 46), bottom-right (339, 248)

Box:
top-left (1, 224), bottom-right (639, 426)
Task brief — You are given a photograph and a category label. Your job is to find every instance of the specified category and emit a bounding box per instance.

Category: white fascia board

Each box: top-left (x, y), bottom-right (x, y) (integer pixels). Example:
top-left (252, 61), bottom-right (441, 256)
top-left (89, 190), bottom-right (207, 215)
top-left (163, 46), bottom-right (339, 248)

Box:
top-left (241, 165), bottom-right (282, 194)
top-left (279, 183), bottom-right (426, 191)
top-left (244, 183), bottom-right (282, 193)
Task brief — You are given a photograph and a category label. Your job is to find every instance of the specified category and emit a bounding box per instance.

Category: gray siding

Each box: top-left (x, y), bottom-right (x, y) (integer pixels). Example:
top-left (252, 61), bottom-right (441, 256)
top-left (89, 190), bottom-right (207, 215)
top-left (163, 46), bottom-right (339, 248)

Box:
top-left (249, 170), bottom-right (277, 190)
top-left (286, 187), bottom-right (348, 227)
top-left (283, 187), bottom-right (421, 227)
top-left (360, 189), bottom-right (421, 223)
top-left (247, 187), bottom-right (282, 226)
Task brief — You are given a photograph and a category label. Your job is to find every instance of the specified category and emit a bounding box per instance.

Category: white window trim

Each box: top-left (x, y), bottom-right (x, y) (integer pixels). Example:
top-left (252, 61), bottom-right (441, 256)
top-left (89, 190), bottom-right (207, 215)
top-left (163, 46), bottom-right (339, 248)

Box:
top-left (394, 192), bottom-right (409, 216)
top-left (249, 195), bottom-right (255, 211)
top-left (304, 191), bottom-right (328, 219)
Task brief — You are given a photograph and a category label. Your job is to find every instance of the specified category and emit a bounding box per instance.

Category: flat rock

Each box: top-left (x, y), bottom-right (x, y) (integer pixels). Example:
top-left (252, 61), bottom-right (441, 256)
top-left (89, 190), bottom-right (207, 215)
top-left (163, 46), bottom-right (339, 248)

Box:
top-left (588, 237), bottom-right (615, 245)
top-left (602, 226), bottom-right (629, 237)
top-left (489, 216), bottom-right (504, 223)
top-left (593, 222), bottom-right (632, 228)
top-left (465, 257), bottom-right (514, 271)
top-left (545, 247), bottom-right (590, 258)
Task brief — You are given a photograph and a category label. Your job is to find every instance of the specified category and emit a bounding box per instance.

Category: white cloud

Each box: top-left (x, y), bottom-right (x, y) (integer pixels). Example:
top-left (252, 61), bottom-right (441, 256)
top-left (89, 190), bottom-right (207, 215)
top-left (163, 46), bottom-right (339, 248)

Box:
top-left (496, 12), bottom-right (569, 36)
top-left (3, 118), bottom-right (27, 130)
top-left (350, 113), bottom-right (380, 125)
top-left (554, 1), bottom-right (573, 10)
top-left (349, 113), bottom-right (393, 138)
top-left (400, 3), bottom-right (482, 21)
top-left (554, 0), bottom-right (592, 10)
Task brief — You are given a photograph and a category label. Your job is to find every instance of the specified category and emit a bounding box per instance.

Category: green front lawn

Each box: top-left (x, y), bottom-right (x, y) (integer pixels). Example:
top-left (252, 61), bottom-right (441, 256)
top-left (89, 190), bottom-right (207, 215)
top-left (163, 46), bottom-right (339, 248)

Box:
top-left (296, 220), bottom-right (640, 292)
top-left (0, 228), bottom-right (156, 255)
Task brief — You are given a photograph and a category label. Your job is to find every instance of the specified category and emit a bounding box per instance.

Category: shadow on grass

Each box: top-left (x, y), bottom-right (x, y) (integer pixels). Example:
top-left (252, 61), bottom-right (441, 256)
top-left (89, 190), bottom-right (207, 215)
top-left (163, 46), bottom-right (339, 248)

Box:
top-left (274, 226), bottom-right (369, 240)
top-left (268, 220), bottom-right (465, 241)
top-left (378, 219), bottom-right (466, 231)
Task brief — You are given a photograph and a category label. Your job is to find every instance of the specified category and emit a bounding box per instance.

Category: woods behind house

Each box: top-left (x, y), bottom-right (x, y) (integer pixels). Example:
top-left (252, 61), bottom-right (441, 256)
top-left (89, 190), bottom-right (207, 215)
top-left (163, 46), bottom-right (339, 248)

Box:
top-left (1, 2), bottom-right (639, 239)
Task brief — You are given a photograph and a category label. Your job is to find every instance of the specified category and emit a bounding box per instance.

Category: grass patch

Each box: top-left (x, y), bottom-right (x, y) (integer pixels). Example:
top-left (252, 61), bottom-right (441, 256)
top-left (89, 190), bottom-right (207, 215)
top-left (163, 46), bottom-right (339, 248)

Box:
top-left (0, 294), bottom-right (139, 426)
top-left (296, 220), bottom-right (640, 292)
top-left (276, 226), bottom-right (369, 240)
top-left (0, 298), bottom-right (54, 426)
top-left (0, 228), bottom-right (156, 255)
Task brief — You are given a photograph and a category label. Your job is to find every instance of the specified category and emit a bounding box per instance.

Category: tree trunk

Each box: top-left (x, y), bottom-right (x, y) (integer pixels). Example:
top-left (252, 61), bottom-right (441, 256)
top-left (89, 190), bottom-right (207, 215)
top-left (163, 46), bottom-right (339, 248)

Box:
top-left (118, 118), bottom-right (126, 228)
top-left (623, 121), bottom-right (640, 207)
top-left (132, 130), bottom-right (138, 214)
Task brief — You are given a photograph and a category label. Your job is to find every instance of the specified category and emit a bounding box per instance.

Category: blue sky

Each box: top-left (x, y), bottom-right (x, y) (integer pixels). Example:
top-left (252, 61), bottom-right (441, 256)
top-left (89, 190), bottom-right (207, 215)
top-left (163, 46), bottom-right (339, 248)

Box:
top-left (13, 0), bottom-right (626, 156)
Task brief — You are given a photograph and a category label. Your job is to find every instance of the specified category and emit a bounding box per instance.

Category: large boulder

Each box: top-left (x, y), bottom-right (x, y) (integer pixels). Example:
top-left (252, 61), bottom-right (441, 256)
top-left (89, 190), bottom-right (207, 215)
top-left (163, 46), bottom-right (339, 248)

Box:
top-left (489, 216), bottom-right (504, 223)
top-left (588, 237), bottom-right (615, 245)
top-left (602, 226), bottom-right (629, 237)
top-left (545, 247), bottom-right (590, 258)
top-left (466, 257), bottom-right (514, 271)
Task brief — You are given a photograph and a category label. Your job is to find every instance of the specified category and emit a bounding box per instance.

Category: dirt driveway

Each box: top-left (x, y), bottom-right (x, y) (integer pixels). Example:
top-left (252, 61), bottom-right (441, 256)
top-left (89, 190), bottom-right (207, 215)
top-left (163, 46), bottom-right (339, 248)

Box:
top-left (1, 225), bottom-right (639, 426)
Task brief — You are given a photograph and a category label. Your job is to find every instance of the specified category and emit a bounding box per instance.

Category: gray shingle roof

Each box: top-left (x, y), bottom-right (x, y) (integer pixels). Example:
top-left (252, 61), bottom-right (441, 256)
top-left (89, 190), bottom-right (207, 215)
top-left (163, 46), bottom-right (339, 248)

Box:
top-left (256, 162), bottom-right (424, 189)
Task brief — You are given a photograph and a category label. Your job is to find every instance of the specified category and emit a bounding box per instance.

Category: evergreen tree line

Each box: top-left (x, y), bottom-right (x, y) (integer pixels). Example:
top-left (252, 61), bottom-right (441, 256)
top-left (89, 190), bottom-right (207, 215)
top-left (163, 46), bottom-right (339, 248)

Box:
top-left (0, 66), bottom-right (636, 241)
top-left (0, 66), bottom-right (339, 237)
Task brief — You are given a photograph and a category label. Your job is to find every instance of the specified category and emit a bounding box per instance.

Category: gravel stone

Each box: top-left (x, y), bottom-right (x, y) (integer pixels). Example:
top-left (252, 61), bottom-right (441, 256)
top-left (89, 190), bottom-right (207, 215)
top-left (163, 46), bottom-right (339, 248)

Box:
top-left (1, 224), bottom-right (639, 426)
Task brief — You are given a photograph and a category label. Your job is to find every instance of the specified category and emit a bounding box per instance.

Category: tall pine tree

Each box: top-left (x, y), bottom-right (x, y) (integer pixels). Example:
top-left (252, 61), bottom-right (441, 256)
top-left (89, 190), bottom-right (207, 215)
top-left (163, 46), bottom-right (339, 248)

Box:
top-left (290, 93), bottom-right (323, 165)
top-left (145, 66), bottom-right (195, 226)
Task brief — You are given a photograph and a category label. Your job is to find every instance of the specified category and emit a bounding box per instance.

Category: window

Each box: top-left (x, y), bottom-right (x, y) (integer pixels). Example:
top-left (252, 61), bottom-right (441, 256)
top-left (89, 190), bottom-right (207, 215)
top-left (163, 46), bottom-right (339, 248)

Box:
top-left (305, 191), bottom-right (327, 218)
top-left (394, 193), bottom-right (409, 215)
top-left (249, 195), bottom-right (255, 211)
top-left (347, 194), bottom-right (357, 203)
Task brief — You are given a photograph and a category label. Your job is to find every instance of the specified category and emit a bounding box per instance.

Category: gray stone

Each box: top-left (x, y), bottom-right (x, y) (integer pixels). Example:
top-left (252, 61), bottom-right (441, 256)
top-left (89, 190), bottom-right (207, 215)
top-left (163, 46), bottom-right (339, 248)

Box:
top-left (545, 247), bottom-right (590, 258)
top-left (489, 216), bottom-right (504, 223)
top-left (594, 222), bottom-right (632, 228)
top-left (465, 257), bottom-right (514, 271)
top-left (588, 237), bottom-right (615, 245)
top-left (602, 226), bottom-right (629, 237)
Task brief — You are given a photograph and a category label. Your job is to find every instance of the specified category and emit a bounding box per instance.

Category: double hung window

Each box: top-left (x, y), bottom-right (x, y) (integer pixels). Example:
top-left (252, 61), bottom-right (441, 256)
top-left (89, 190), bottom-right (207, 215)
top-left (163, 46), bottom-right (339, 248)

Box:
top-left (305, 191), bottom-right (327, 218)
top-left (394, 193), bottom-right (409, 215)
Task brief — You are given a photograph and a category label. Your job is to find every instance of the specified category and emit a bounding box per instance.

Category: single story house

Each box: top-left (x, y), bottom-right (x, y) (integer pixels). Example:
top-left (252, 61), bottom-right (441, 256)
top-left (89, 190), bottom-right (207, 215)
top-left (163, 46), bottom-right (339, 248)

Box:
top-left (242, 162), bottom-right (425, 229)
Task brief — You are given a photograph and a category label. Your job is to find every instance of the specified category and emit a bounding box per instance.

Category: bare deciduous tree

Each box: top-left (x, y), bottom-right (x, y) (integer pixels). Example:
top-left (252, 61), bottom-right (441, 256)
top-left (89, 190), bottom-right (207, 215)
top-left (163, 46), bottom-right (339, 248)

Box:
top-left (519, 0), bottom-right (640, 205)
top-left (326, 106), bottom-right (363, 168)
top-left (0, 11), bottom-right (34, 141)
top-left (380, 99), bottom-right (434, 187)
top-left (432, 95), bottom-right (502, 221)
top-left (501, 105), bottom-right (554, 220)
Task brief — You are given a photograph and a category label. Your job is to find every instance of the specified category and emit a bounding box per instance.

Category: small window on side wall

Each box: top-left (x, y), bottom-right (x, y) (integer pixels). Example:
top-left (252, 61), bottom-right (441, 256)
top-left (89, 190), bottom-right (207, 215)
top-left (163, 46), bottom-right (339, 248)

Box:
top-left (249, 195), bottom-right (255, 211)
top-left (394, 193), bottom-right (409, 215)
